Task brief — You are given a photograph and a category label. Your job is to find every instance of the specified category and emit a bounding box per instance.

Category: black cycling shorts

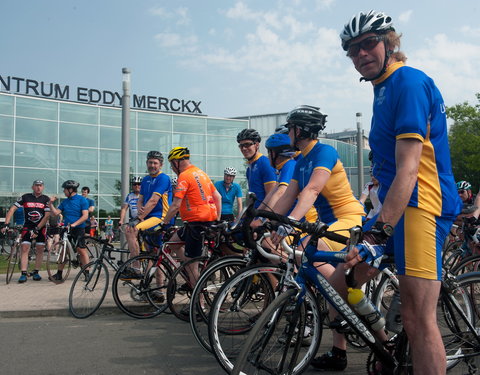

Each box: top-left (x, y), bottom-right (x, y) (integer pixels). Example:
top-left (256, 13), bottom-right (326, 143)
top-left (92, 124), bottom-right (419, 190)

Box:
top-left (69, 227), bottom-right (86, 249)
top-left (177, 221), bottom-right (213, 258)
top-left (21, 227), bottom-right (47, 244)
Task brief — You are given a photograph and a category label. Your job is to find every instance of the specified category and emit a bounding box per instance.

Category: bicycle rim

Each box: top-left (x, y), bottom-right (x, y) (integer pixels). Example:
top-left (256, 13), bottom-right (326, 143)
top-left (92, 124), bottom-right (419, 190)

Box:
top-left (46, 241), bottom-right (71, 283)
top-left (69, 261), bottom-right (109, 318)
top-left (6, 243), bottom-right (19, 284)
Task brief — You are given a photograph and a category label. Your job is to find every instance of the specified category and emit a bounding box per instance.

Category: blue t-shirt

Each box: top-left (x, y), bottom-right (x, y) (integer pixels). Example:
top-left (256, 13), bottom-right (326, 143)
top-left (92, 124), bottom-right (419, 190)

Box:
top-left (276, 159), bottom-right (296, 186)
top-left (139, 173), bottom-right (172, 220)
top-left (214, 181), bottom-right (243, 215)
top-left (13, 207), bottom-right (25, 225)
top-left (85, 197), bottom-right (95, 225)
top-left (246, 154), bottom-right (277, 208)
top-left (58, 194), bottom-right (89, 228)
top-left (370, 62), bottom-right (461, 219)
top-left (124, 192), bottom-right (140, 219)
top-left (292, 140), bottom-right (365, 224)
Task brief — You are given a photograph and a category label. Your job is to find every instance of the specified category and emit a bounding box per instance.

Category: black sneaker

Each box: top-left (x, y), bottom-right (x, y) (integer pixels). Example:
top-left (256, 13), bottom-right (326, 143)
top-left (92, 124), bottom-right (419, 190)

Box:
top-left (50, 273), bottom-right (63, 282)
top-left (177, 283), bottom-right (193, 293)
top-left (311, 351), bottom-right (347, 371)
top-left (120, 267), bottom-right (142, 280)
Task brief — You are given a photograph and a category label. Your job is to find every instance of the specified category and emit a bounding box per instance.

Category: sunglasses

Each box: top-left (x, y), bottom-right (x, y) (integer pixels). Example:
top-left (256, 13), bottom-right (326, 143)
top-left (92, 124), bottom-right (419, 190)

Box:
top-left (458, 190), bottom-right (466, 194)
top-left (238, 142), bottom-right (255, 149)
top-left (347, 36), bottom-right (384, 57)
top-left (133, 183), bottom-right (141, 186)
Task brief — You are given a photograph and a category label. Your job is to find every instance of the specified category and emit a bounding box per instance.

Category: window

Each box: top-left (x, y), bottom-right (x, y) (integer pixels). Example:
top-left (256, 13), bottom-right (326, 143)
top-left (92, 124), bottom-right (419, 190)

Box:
top-left (137, 130), bottom-right (171, 153)
top-left (15, 168), bottom-right (57, 193)
top-left (99, 172), bottom-right (121, 194)
top-left (100, 108), bottom-right (136, 127)
top-left (16, 143), bottom-right (57, 169)
top-left (99, 150), bottom-right (121, 172)
top-left (16, 118), bottom-right (57, 144)
top-left (0, 94), bottom-right (14, 115)
top-left (59, 147), bottom-right (96, 171)
top-left (207, 135), bottom-right (240, 156)
top-left (207, 118), bottom-right (247, 136)
top-left (0, 141), bottom-right (13, 165)
top-left (173, 116), bottom-right (205, 134)
top-left (59, 122), bottom-right (98, 148)
top-left (172, 133), bottom-right (204, 155)
top-left (0, 116), bottom-right (13, 140)
top-left (16, 97), bottom-right (58, 121)
top-left (60, 103), bottom-right (98, 124)
top-left (137, 111), bottom-right (171, 131)
top-left (59, 170), bottom-right (98, 194)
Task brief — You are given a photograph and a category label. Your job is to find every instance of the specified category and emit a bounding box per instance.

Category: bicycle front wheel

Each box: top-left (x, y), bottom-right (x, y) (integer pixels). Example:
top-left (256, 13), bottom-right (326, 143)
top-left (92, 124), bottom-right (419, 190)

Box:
top-left (167, 256), bottom-right (209, 322)
top-left (85, 237), bottom-right (100, 260)
top-left (232, 288), bottom-right (315, 375)
top-left (112, 254), bottom-right (172, 319)
top-left (47, 241), bottom-right (72, 283)
top-left (6, 243), bottom-right (20, 284)
top-left (69, 261), bottom-right (109, 319)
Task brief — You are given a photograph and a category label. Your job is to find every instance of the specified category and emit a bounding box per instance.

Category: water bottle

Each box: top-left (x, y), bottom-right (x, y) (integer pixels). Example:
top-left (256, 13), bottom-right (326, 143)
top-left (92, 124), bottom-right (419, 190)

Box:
top-left (347, 287), bottom-right (385, 332)
top-left (385, 289), bottom-right (402, 333)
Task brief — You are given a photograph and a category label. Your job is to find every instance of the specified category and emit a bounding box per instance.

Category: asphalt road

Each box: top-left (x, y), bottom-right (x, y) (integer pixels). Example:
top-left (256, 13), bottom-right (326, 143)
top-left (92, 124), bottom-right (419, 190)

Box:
top-left (0, 313), bottom-right (370, 375)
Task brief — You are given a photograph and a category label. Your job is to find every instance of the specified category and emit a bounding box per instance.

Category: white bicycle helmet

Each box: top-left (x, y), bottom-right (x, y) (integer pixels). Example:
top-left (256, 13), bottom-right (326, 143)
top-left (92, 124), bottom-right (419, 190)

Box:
top-left (456, 181), bottom-right (472, 191)
top-left (171, 176), bottom-right (178, 188)
top-left (131, 176), bottom-right (142, 184)
top-left (224, 167), bottom-right (237, 176)
top-left (340, 10), bottom-right (394, 51)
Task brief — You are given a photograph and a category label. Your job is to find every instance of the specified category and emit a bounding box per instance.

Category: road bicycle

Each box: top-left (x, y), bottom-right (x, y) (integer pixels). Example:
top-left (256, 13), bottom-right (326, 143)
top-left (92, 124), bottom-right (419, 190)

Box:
top-left (0, 226), bottom-right (19, 256)
top-left (112, 222), bottom-right (235, 320)
top-left (46, 226), bottom-right (99, 283)
top-left (232, 212), bottom-right (480, 375)
top-left (5, 229), bottom-right (48, 284)
top-left (68, 237), bottom-right (130, 318)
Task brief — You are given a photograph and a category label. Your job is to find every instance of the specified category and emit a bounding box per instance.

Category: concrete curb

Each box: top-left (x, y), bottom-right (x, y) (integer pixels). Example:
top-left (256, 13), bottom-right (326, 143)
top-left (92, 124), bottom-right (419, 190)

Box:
top-left (0, 306), bottom-right (123, 319)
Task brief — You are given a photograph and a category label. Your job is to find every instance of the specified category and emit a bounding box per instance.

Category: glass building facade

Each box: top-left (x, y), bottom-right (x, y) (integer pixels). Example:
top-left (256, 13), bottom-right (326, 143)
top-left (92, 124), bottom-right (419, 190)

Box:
top-left (0, 92), bottom-right (248, 218)
top-left (0, 92), bottom-right (369, 220)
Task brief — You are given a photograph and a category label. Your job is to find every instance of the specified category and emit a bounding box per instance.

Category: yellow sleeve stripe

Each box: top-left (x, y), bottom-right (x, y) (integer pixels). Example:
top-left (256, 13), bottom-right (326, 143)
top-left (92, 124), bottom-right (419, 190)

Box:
top-left (153, 192), bottom-right (162, 196)
top-left (278, 182), bottom-right (289, 186)
top-left (264, 181), bottom-right (276, 185)
top-left (396, 133), bottom-right (425, 142)
top-left (313, 166), bottom-right (332, 174)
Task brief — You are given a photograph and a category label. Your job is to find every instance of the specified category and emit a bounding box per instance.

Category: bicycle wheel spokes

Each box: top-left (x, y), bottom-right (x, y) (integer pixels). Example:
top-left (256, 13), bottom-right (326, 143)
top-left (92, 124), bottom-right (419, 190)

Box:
top-left (167, 256), bottom-right (208, 322)
top-left (69, 261), bottom-right (109, 319)
top-left (233, 289), bottom-right (307, 375)
top-left (6, 243), bottom-right (20, 284)
top-left (112, 255), bottom-right (171, 319)
top-left (46, 242), bottom-right (71, 283)
top-left (190, 257), bottom-right (247, 353)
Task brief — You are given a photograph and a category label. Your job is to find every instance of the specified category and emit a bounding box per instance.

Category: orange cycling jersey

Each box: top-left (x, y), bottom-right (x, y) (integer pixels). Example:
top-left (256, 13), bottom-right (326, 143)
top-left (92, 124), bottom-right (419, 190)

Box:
top-left (175, 165), bottom-right (218, 222)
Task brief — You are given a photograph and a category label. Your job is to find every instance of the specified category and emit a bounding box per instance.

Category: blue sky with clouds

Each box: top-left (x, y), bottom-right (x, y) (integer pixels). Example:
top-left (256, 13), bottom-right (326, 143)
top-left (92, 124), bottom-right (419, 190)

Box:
top-left (2, 0), bottom-right (480, 133)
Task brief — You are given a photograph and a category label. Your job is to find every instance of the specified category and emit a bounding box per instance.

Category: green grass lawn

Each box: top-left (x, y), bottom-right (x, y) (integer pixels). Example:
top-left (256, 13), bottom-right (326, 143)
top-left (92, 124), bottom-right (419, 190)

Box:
top-left (0, 254), bottom-right (48, 274)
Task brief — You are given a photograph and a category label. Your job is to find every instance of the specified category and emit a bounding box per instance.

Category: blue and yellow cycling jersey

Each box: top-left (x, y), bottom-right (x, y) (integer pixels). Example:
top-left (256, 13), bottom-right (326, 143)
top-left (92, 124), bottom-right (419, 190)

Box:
top-left (276, 158), bottom-right (296, 186)
top-left (292, 140), bottom-right (365, 225)
top-left (370, 62), bottom-right (462, 219)
top-left (246, 153), bottom-right (277, 208)
top-left (139, 172), bottom-right (171, 220)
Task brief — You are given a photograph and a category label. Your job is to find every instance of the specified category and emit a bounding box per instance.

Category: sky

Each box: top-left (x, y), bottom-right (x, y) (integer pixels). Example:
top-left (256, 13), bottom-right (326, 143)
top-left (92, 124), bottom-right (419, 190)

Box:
top-left (2, 0), bottom-right (480, 134)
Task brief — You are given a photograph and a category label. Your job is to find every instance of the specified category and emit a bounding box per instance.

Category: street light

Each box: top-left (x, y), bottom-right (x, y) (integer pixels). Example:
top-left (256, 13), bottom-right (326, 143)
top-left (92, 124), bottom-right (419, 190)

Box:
top-left (120, 68), bottom-right (131, 252)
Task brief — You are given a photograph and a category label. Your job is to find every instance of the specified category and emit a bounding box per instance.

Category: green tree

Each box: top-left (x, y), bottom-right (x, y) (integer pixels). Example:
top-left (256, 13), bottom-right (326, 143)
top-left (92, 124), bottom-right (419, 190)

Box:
top-left (447, 93), bottom-right (480, 191)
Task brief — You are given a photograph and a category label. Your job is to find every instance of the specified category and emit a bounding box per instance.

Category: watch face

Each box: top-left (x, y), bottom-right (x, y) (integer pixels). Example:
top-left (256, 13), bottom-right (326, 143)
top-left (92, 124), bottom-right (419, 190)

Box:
top-left (383, 224), bottom-right (394, 237)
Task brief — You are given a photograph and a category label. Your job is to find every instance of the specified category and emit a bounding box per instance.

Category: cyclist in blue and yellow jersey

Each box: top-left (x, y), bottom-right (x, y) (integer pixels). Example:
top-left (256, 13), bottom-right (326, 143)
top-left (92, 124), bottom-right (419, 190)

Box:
top-left (339, 11), bottom-right (462, 374)
top-left (214, 167), bottom-right (243, 222)
top-left (135, 151), bottom-right (172, 231)
top-left (237, 129), bottom-right (277, 209)
top-left (270, 106), bottom-right (366, 371)
top-left (48, 180), bottom-right (89, 281)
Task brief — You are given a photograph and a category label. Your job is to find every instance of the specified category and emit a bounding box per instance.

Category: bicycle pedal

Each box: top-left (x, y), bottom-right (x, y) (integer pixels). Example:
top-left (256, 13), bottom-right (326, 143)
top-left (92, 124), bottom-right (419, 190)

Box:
top-left (329, 317), bottom-right (353, 334)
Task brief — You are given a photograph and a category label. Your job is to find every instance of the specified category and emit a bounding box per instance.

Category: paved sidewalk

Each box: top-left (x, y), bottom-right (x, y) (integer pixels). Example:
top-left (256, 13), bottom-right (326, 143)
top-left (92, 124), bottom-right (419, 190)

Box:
top-left (0, 269), bottom-right (118, 318)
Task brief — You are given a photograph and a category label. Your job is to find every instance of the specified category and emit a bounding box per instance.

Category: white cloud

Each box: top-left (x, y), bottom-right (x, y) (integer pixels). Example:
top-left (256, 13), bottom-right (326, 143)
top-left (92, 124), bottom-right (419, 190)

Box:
top-left (225, 2), bottom-right (259, 21)
top-left (398, 10), bottom-right (413, 23)
top-left (409, 33), bottom-right (480, 107)
top-left (154, 32), bottom-right (198, 50)
top-left (149, 6), bottom-right (169, 17)
top-left (176, 7), bottom-right (190, 25)
top-left (315, 0), bottom-right (336, 10)
top-left (460, 25), bottom-right (480, 38)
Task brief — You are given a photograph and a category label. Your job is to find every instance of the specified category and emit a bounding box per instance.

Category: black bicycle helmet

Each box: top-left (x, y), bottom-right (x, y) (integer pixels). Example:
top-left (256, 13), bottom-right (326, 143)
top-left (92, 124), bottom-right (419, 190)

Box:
top-left (62, 180), bottom-right (80, 190)
top-left (286, 105), bottom-right (327, 134)
top-left (237, 128), bottom-right (261, 143)
top-left (340, 10), bottom-right (394, 51)
top-left (146, 150), bottom-right (164, 162)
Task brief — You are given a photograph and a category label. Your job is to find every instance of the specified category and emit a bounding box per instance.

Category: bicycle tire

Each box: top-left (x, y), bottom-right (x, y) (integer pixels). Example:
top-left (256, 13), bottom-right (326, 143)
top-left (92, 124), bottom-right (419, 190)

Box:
top-left (112, 254), bottom-right (172, 319)
top-left (69, 261), bottom-right (109, 319)
top-left (372, 271), bottom-right (480, 371)
top-left (85, 237), bottom-right (100, 260)
top-left (442, 240), bottom-right (463, 270)
top-left (189, 256), bottom-right (248, 353)
top-left (167, 255), bottom-right (209, 322)
top-left (46, 241), bottom-right (72, 283)
top-left (450, 254), bottom-right (480, 275)
top-left (232, 288), bottom-right (321, 375)
top-left (6, 242), bottom-right (20, 284)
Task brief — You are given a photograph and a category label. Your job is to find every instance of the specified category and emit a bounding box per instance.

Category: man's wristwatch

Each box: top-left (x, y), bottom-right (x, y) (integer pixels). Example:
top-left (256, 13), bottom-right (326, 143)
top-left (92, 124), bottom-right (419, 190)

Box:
top-left (373, 221), bottom-right (394, 238)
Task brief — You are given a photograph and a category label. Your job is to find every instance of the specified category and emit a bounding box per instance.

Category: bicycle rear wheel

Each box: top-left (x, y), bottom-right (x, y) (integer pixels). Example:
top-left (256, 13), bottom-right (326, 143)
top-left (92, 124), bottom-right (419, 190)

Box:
top-left (69, 261), bottom-right (109, 319)
top-left (112, 254), bottom-right (172, 319)
top-left (189, 256), bottom-right (248, 353)
top-left (6, 243), bottom-right (20, 284)
top-left (46, 241), bottom-right (72, 283)
top-left (167, 256), bottom-right (209, 322)
top-left (232, 288), bottom-right (315, 375)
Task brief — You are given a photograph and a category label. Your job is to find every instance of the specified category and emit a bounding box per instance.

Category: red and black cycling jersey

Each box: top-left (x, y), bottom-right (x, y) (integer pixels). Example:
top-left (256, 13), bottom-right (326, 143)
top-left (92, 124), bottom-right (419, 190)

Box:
top-left (14, 193), bottom-right (50, 229)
